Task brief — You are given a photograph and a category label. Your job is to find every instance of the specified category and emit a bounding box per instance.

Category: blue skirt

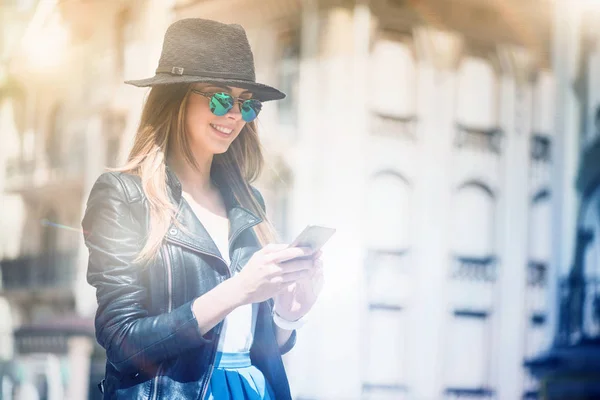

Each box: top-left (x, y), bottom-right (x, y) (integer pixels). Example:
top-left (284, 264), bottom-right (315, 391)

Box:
top-left (204, 352), bottom-right (275, 400)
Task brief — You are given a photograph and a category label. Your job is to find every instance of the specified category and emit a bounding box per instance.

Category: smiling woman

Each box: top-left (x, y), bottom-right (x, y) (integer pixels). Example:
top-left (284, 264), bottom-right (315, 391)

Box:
top-left (81, 18), bottom-right (326, 400)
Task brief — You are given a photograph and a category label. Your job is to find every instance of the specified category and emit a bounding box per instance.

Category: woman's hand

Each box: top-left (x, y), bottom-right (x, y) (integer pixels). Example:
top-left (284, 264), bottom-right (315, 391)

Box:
top-left (232, 244), bottom-right (314, 305)
top-left (273, 251), bottom-right (324, 322)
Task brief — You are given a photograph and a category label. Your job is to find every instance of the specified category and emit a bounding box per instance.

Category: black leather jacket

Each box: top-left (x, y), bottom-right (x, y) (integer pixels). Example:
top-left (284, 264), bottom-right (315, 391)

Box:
top-left (82, 169), bottom-right (296, 400)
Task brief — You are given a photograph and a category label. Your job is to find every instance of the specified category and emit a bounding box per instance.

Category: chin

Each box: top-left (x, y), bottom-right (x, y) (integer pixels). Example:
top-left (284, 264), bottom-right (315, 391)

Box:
top-left (210, 143), bottom-right (233, 155)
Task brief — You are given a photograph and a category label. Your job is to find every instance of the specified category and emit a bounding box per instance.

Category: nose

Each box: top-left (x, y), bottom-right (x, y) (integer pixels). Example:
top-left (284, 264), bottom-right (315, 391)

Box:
top-left (226, 101), bottom-right (243, 121)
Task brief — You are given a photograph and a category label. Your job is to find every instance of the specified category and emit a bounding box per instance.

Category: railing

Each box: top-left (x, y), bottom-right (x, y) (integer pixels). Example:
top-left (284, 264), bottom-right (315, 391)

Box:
top-left (370, 112), bottom-right (418, 140)
top-left (451, 255), bottom-right (497, 282)
top-left (527, 261), bottom-right (548, 287)
top-left (362, 383), bottom-right (409, 400)
top-left (531, 134), bottom-right (552, 162)
top-left (556, 275), bottom-right (600, 346)
top-left (445, 387), bottom-right (495, 399)
top-left (0, 251), bottom-right (78, 292)
top-left (454, 124), bottom-right (503, 154)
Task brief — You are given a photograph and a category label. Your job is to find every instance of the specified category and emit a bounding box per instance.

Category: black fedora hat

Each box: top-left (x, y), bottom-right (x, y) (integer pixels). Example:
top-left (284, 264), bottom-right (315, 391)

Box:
top-left (125, 18), bottom-right (285, 102)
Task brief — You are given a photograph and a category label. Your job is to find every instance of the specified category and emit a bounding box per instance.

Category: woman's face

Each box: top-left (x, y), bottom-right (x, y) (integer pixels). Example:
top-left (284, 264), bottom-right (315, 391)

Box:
top-left (185, 83), bottom-right (252, 155)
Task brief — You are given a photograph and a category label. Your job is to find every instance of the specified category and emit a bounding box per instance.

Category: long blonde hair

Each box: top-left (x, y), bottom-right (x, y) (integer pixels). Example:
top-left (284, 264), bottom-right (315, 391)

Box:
top-left (116, 83), bottom-right (276, 262)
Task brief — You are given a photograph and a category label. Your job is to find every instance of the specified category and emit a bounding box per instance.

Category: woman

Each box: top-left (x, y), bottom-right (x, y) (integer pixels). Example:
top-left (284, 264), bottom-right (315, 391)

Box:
top-left (82, 18), bottom-right (324, 400)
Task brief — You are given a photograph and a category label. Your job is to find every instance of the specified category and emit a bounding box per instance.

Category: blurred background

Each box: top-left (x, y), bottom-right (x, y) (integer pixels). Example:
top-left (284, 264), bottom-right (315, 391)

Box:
top-left (0, 0), bottom-right (599, 399)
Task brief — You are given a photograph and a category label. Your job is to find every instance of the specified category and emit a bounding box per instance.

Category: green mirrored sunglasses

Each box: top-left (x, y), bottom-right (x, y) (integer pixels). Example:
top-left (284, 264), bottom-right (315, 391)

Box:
top-left (191, 89), bottom-right (262, 122)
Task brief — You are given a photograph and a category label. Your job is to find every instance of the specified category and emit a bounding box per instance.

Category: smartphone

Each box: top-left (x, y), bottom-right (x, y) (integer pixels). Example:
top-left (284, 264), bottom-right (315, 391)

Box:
top-left (288, 225), bottom-right (336, 260)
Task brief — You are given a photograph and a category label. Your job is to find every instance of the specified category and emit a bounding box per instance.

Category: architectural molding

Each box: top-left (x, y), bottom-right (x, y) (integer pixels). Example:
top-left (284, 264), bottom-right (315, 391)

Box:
top-left (497, 45), bottom-right (538, 85)
top-left (413, 26), bottom-right (463, 70)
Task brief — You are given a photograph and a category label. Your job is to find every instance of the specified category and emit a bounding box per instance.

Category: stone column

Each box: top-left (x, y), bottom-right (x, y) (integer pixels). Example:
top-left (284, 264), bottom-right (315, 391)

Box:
top-left (411, 26), bottom-right (463, 400)
top-left (494, 44), bottom-right (536, 400)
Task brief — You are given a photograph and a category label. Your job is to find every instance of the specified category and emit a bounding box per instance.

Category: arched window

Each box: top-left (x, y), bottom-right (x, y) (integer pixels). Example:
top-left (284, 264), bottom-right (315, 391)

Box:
top-left (369, 37), bottom-right (417, 139)
top-left (456, 58), bottom-right (497, 128)
top-left (366, 171), bottom-right (411, 250)
top-left (370, 37), bottom-right (416, 118)
top-left (450, 181), bottom-right (496, 281)
top-left (277, 27), bottom-right (300, 128)
top-left (531, 71), bottom-right (555, 137)
top-left (528, 189), bottom-right (551, 287)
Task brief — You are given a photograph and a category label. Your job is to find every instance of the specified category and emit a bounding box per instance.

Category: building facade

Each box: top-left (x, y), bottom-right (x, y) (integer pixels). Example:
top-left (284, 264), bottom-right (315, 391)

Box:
top-left (0, 0), bottom-right (588, 399)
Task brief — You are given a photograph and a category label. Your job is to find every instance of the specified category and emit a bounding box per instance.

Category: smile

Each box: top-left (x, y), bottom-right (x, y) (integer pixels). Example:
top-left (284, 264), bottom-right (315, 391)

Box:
top-left (210, 124), bottom-right (233, 134)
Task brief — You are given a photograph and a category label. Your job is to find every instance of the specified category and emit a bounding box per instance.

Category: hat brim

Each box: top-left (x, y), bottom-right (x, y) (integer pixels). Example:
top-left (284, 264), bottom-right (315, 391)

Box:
top-left (124, 73), bottom-right (285, 102)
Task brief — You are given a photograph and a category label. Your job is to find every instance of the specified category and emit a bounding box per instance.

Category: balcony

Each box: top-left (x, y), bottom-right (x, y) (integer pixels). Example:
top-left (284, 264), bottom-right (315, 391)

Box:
top-left (444, 387), bottom-right (495, 400)
top-left (454, 124), bottom-right (503, 154)
top-left (527, 261), bottom-right (548, 288)
top-left (370, 112), bottom-right (418, 140)
top-left (531, 134), bottom-right (552, 162)
top-left (0, 251), bottom-right (78, 301)
top-left (451, 255), bottom-right (497, 282)
top-left (4, 151), bottom-right (85, 197)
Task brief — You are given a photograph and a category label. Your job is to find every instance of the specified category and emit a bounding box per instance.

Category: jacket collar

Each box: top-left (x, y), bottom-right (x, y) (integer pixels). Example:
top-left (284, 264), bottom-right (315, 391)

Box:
top-left (164, 165), bottom-right (262, 260)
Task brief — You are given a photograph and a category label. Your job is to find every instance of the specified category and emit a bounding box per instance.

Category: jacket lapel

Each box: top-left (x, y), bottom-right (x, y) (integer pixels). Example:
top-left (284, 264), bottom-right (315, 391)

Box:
top-left (163, 165), bottom-right (262, 260)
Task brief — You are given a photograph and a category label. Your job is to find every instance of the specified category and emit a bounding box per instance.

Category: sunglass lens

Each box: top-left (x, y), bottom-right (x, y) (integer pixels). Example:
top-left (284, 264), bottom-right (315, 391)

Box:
top-left (241, 99), bottom-right (262, 122)
top-left (209, 93), bottom-right (234, 116)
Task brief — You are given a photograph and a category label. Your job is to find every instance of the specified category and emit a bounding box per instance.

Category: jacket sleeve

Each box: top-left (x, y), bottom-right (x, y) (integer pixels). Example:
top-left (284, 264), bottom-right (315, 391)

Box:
top-left (251, 185), bottom-right (297, 355)
top-left (83, 172), bottom-right (209, 374)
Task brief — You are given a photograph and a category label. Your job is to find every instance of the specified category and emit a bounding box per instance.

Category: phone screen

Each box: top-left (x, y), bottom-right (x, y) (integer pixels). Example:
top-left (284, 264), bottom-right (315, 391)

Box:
top-left (289, 225), bottom-right (336, 256)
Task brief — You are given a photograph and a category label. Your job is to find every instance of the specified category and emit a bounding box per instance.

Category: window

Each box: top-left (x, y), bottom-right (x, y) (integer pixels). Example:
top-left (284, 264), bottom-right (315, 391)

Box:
top-left (531, 134), bottom-right (551, 162)
top-left (455, 58), bottom-right (501, 153)
top-left (370, 36), bottom-right (417, 139)
top-left (450, 182), bottom-right (496, 281)
top-left (531, 71), bottom-right (554, 138)
top-left (363, 309), bottom-right (409, 399)
top-left (528, 189), bottom-right (551, 287)
top-left (366, 172), bottom-right (411, 250)
top-left (456, 58), bottom-right (497, 128)
top-left (443, 312), bottom-right (492, 397)
top-left (277, 28), bottom-right (300, 128)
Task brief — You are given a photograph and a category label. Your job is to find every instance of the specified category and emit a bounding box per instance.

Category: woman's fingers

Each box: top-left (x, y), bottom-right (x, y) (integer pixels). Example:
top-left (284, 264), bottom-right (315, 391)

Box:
top-left (267, 246), bottom-right (313, 264)
top-left (279, 268), bottom-right (313, 283)
top-left (261, 243), bottom-right (290, 254)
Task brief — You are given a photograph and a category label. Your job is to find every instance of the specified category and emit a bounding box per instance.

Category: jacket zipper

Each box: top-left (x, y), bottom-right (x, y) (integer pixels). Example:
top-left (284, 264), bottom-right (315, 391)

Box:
top-left (167, 220), bottom-right (258, 399)
top-left (150, 247), bottom-right (174, 400)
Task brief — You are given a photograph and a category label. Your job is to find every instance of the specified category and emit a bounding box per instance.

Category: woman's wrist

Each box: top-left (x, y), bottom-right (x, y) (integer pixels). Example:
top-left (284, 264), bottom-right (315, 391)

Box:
top-left (191, 277), bottom-right (245, 326)
top-left (221, 275), bottom-right (247, 308)
top-left (272, 306), bottom-right (307, 330)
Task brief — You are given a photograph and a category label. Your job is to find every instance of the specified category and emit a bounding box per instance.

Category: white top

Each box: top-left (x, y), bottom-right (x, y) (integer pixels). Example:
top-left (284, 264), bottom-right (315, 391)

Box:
top-left (184, 194), bottom-right (258, 353)
top-left (215, 243), bottom-right (258, 353)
